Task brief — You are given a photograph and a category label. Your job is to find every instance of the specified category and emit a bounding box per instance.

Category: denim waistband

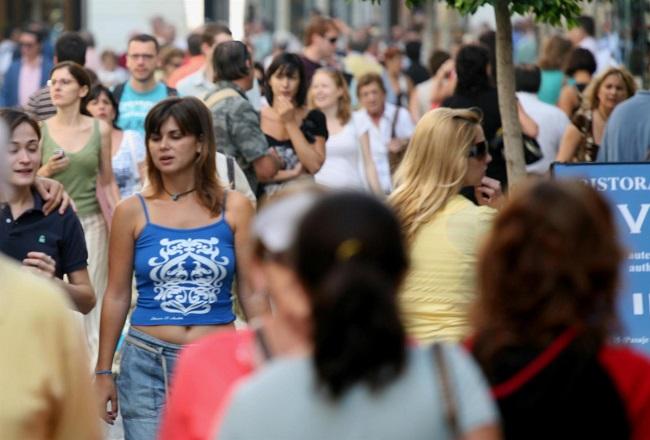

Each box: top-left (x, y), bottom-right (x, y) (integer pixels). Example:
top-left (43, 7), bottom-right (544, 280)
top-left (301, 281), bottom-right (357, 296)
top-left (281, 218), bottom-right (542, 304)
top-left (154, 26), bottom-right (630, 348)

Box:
top-left (126, 327), bottom-right (184, 354)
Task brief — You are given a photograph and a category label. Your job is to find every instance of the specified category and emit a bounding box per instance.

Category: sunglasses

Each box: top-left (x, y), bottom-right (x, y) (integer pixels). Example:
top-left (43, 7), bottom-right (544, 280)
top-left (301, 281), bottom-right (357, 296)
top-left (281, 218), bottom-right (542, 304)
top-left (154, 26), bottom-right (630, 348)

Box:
top-left (327, 37), bottom-right (338, 44)
top-left (468, 140), bottom-right (489, 158)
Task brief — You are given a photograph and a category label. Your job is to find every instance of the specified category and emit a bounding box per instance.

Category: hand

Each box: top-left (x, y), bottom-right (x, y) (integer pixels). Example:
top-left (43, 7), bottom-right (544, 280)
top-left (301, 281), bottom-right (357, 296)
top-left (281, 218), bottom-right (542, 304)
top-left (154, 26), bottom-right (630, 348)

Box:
top-left (43, 151), bottom-right (70, 176)
top-left (94, 374), bottom-right (119, 425)
top-left (22, 252), bottom-right (56, 278)
top-left (275, 96), bottom-right (296, 123)
top-left (388, 138), bottom-right (405, 153)
top-left (268, 148), bottom-right (285, 169)
top-left (288, 162), bottom-right (303, 178)
top-left (33, 177), bottom-right (76, 215)
top-left (435, 59), bottom-right (455, 81)
top-left (474, 176), bottom-right (505, 209)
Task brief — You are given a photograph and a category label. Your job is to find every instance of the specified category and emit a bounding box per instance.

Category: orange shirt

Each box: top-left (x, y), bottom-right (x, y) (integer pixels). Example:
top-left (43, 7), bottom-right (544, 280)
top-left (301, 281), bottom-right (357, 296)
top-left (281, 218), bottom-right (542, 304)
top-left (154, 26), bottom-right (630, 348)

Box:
top-left (167, 55), bottom-right (205, 88)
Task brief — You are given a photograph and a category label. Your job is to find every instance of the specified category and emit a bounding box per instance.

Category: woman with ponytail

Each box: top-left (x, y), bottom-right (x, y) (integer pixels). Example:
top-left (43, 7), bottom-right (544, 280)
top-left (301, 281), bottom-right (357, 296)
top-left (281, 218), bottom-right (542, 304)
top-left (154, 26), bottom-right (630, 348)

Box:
top-left (389, 107), bottom-right (503, 344)
top-left (218, 192), bottom-right (500, 440)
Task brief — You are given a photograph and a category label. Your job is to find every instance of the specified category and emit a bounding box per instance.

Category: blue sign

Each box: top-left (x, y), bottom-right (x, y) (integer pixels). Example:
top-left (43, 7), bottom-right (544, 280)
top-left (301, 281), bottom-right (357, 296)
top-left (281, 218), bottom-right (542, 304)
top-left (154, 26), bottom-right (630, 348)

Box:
top-left (553, 162), bottom-right (650, 354)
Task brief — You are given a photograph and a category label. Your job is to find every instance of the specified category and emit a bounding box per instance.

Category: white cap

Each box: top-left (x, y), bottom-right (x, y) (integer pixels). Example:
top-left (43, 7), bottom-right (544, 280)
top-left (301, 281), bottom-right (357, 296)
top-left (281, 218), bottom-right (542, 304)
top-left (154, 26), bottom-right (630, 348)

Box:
top-left (252, 191), bottom-right (320, 253)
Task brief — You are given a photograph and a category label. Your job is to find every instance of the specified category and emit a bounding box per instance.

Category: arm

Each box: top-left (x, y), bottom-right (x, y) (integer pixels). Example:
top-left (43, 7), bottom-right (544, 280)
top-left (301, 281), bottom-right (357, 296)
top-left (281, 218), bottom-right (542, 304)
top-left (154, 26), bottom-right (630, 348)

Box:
top-left (32, 177), bottom-right (76, 215)
top-left (557, 86), bottom-right (578, 118)
top-left (276, 98), bottom-right (326, 173)
top-left (94, 198), bottom-right (139, 424)
top-left (359, 132), bottom-right (382, 195)
top-left (408, 87), bottom-right (420, 123)
top-left (461, 425), bottom-right (501, 440)
top-left (21, 253), bottom-right (95, 313)
top-left (226, 191), bottom-right (270, 320)
top-left (517, 101), bottom-right (538, 138)
top-left (97, 120), bottom-right (120, 202)
top-left (284, 121), bottom-right (326, 174)
top-left (556, 123), bottom-right (583, 162)
top-left (230, 103), bottom-right (280, 182)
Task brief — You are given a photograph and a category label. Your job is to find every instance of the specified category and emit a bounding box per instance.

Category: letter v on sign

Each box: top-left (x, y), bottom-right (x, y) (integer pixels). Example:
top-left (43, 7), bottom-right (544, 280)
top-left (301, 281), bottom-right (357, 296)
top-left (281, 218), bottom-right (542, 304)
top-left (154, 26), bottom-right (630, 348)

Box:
top-left (617, 204), bottom-right (650, 234)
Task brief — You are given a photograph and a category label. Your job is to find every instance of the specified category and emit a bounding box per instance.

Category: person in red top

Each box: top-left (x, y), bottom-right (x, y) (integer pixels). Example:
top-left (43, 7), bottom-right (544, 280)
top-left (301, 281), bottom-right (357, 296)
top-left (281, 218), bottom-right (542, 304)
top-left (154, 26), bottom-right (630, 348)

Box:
top-left (158, 185), bottom-right (322, 440)
top-left (467, 180), bottom-right (650, 440)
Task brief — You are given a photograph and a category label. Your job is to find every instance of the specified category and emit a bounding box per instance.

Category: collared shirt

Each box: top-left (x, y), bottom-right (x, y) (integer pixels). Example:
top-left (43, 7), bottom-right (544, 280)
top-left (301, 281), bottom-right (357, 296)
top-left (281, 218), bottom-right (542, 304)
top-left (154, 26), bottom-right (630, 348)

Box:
top-left (0, 191), bottom-right (88, 278)
top-left (354, 103), bottom-right (415, 194)
top-left (18, 58), bottom-right (42, 107)
top-left (205, 80), bottom-right (269, 192)
top-left (177, 67), bottom-right (262, 109)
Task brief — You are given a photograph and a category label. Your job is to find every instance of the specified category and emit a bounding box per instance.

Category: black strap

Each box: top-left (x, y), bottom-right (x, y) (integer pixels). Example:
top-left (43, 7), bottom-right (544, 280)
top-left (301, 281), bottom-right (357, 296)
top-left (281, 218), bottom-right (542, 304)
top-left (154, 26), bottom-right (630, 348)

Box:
top-left (165, 85), bottom-right (178, 97)
top-left (226, 155), bottom-right (236, 190)
top-left (391, 95), bottom-right (402, 139)
top-left (113, 82), bottom-right (126, 104)
top-left (432, 344), bottom-right (460, 438)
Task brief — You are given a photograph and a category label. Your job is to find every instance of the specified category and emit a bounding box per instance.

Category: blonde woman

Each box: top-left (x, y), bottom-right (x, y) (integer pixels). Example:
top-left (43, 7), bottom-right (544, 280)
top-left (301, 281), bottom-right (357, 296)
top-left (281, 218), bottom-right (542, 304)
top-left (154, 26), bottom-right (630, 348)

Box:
top-left (556, 67), bottom-right (636, 163)
top-left (309, 68), bottom-right (381, 194)
top-left (389, 108), bottom-right (503, 343)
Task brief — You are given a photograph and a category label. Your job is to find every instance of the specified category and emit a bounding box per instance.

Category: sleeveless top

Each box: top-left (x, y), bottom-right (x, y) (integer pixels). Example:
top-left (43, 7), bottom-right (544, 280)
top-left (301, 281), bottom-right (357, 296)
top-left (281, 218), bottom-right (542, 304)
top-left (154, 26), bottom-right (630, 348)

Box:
top-left (262, 109), bottom-right (328, 196)
top-left (41, 119), bottom-right (101, 216)
top-left (130, 193), bottom-right (237, 326)
top-left (570, 108), bottom-right (599, 162)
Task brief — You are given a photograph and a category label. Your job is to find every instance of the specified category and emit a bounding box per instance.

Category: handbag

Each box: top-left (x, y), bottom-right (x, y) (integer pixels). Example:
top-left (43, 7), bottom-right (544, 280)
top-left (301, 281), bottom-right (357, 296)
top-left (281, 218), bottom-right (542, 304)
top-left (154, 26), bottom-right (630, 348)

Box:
top-left (491, 128), bottom-right (543, 165)
top-left (432, 343), bottom-right (461, 438)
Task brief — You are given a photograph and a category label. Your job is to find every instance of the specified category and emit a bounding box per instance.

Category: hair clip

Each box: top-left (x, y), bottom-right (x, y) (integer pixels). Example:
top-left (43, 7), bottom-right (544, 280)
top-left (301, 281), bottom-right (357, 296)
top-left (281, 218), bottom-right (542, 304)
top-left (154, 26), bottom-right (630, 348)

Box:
top-left (336, 239), bottom-right (362, 262)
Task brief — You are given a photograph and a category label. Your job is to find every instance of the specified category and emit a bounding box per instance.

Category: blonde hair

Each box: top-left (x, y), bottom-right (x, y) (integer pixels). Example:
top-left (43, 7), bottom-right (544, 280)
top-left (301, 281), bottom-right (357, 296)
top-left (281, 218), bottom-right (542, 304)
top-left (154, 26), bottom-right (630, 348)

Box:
top-left (389, 108), bottom-right (482, 242)
top-left (582, 67), bottom-right (636, 111)
top-left (308, 68), bottom-right (351, 124)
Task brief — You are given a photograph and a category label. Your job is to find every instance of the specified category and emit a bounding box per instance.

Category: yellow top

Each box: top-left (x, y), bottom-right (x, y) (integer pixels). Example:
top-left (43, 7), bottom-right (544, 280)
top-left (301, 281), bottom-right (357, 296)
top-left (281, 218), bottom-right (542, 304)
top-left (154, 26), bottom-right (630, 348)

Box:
top-left (400, 195), bottom-right (495, 343)
top-left (0, 256), bottom-right (101, 440)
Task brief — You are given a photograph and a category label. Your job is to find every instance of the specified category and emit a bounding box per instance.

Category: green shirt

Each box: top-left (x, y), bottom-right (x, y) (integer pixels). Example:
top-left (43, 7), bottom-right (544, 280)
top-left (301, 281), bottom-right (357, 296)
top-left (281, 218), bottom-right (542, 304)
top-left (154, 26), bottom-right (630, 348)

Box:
top-left (41, 120), bottom-right (101, 216)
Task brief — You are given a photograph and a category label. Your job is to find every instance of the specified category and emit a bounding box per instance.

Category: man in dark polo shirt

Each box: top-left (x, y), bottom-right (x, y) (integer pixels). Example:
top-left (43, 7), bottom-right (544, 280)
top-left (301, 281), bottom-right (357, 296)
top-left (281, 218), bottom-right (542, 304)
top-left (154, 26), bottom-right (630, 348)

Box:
top-left (299, 16), bottom-right (339, 85)
top-left (0, 108), bottom-right (94, 314)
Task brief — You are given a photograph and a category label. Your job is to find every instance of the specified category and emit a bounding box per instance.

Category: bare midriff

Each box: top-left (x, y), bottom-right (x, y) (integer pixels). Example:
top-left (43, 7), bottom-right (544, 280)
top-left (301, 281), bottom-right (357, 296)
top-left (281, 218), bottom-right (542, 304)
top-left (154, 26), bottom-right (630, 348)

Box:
top-left (132, 323), bottom-right (235, 346)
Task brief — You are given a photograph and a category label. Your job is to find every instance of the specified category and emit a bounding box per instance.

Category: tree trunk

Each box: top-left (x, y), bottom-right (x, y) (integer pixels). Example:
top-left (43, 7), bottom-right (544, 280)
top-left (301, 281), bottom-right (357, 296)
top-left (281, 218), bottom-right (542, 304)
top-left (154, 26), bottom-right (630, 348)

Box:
top-left (494, 0), bottom-right (526, 187)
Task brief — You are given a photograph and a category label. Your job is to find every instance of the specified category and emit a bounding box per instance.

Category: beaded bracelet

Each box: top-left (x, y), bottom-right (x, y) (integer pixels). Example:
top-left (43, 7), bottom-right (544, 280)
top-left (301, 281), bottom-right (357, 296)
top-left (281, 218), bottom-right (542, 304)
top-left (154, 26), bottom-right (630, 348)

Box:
top-left (95, 369), bottom-right (113, 375)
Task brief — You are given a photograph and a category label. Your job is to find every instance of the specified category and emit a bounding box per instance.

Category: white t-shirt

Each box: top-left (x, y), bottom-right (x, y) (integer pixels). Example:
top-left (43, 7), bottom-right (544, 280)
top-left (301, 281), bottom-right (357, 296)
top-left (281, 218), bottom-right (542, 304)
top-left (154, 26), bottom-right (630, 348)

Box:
top-left (315, 113), bottom-right (369, 190)
top-left (355, 103), bottom-right (415, 194)
top-left (112, 130), bottom-right (146, 199)
top-left (516, 92), bottom-right (569, 174)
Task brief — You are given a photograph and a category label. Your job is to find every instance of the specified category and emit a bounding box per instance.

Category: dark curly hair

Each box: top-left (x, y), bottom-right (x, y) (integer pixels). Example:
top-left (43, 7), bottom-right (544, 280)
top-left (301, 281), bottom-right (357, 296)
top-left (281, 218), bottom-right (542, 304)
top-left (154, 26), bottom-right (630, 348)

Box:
top-left (471, 180), bottom-right (624, 370)
top-left (454, 44), bottom-right (491, 97)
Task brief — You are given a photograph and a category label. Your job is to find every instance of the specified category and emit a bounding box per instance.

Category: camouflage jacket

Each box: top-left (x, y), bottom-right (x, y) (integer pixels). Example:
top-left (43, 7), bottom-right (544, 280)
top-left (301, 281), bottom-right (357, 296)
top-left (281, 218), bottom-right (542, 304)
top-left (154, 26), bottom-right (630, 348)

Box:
top-left (206, 81), bottom-right (268, 192)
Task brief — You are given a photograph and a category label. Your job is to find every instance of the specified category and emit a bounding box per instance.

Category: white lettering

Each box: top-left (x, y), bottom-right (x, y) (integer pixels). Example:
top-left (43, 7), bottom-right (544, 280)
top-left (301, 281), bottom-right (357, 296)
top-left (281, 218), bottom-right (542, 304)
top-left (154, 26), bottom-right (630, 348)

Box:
top-left (617, 204), bottom-right (650, 234)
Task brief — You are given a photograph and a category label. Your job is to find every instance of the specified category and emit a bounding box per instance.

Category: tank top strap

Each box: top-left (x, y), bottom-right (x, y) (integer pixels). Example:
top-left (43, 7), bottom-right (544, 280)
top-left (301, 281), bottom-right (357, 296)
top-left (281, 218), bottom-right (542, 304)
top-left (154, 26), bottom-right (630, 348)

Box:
top-left (135, 193), bottom-right (151, 223)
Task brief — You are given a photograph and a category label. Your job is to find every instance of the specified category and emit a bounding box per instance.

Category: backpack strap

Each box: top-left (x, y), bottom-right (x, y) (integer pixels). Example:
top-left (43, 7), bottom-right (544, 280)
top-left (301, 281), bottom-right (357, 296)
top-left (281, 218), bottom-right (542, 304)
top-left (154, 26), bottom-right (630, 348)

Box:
top-left (203, 88), bottom-right (241, 110)
top-left (113, 82), bottom-right (126, 104)
top-left (226, 155), bottom-right (236, 190)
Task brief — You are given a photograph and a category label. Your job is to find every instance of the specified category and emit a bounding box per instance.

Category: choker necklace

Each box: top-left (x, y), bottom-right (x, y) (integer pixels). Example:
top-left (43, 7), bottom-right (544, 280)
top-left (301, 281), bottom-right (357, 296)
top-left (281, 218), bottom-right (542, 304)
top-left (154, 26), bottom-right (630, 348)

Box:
top-left (163, 187), bottom-right (196, 201)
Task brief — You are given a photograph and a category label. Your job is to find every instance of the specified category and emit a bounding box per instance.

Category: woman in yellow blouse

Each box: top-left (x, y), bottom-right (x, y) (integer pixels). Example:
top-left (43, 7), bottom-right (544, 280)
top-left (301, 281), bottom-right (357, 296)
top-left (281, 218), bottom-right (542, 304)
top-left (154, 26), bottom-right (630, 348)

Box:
top-left (389, 108), bottom-right (503, 343)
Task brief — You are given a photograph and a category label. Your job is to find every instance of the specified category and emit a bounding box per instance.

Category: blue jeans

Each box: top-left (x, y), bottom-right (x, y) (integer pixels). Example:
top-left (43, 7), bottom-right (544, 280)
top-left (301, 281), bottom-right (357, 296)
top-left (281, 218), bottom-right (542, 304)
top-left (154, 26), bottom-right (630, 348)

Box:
top-left (116, 328), bottom-right (182, 440)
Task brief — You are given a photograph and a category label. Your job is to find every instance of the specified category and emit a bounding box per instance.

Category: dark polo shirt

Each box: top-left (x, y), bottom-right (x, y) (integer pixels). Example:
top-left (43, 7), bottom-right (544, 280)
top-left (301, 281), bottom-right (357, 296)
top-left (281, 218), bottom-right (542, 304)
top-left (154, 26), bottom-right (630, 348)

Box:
top-left (0, 191), bottom-right (88, 279)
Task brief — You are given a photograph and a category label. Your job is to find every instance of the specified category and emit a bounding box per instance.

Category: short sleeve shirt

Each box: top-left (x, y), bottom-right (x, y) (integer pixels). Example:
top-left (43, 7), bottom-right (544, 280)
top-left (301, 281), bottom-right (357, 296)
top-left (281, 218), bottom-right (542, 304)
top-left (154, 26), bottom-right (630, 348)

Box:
top-left (207, 81), bottom-right (269, 192)
top-left (0, 192), bottom-right (88, 278)
top-left (116, 82), bottom-right (170, 135)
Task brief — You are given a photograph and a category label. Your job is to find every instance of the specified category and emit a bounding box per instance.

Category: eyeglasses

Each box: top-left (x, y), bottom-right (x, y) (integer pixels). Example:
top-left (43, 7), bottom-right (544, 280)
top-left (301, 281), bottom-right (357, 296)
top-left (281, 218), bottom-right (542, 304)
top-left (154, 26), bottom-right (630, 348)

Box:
top-left (468, 140), bottom-right (489, 158)
top-left (20, 42), bottom-right (36, 48)
top-left (47, 78), bottom-right (76, 87)
top-left (127, 53), bottom-right (156, 61)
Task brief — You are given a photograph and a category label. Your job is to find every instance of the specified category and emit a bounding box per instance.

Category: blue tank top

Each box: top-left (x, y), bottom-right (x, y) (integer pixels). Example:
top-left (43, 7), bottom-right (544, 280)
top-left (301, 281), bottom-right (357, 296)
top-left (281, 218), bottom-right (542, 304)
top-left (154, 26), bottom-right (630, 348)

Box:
top-left (130, 193), bottom-right (236, 326)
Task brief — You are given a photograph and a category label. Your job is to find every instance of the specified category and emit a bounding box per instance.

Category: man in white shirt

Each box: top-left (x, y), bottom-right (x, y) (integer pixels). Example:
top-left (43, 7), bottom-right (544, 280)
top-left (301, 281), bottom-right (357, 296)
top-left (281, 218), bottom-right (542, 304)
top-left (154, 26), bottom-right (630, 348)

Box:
top-left (355, 73), bottom-right (414, 194)
top-left (515, 65), bottom-right (569, 175)
top-left (567, 15), bottom-right (616, 73)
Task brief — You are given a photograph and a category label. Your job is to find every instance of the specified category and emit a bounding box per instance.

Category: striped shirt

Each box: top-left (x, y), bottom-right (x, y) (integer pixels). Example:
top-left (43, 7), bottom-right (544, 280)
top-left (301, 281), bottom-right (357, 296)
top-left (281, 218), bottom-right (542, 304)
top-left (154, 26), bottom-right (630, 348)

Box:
top-left (24, 85), bottom-right (56, 121)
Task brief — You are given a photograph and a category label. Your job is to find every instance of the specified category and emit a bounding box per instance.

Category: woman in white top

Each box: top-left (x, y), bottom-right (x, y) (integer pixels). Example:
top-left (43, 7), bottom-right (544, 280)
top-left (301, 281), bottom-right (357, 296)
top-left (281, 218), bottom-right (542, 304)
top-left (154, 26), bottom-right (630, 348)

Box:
top-left (310, 68), bottom-right (381, 194)
top-left (87, 84), bottom-right (146, 199)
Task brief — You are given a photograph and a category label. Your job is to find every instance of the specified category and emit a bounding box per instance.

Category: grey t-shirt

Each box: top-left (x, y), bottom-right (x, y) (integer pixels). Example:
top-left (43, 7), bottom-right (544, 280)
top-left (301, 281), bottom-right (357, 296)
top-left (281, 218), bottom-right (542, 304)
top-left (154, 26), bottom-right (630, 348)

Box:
top-left (218, 344), bottom-right (498, 440)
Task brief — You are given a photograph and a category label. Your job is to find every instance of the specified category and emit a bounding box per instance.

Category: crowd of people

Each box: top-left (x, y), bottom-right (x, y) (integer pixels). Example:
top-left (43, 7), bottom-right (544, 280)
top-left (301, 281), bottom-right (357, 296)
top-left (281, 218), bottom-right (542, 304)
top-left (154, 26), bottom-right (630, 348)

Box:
top-left (1, 10), bottom-right (650, 440)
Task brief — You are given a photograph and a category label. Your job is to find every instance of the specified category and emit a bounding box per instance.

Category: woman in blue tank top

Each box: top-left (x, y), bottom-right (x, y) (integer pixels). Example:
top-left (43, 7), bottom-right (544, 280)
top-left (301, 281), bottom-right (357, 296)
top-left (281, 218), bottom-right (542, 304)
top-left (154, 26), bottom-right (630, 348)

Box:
top-left (94, 96), bottom-right (262, 439)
